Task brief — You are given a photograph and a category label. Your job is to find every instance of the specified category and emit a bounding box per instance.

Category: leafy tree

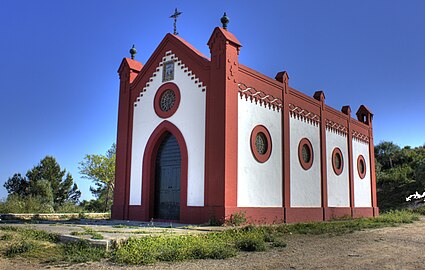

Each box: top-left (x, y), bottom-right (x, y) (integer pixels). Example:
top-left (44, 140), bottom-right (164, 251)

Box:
top-left (26, 156), bottom-right (81, 208)
top-left (3, 173), bottom-right (29, 197)
top-left (375, 141), bottom-right (401, 169)
top-left (3, 156), bottom-right (81, 212)
top-left (79, 144), bottom-right (116, 212)
top-left (414, 158), bottom-right (425, 188)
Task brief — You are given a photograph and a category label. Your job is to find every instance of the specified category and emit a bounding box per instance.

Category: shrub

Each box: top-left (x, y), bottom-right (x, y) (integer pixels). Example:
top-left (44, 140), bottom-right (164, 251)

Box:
top-left (374, 209), bottom-right (420, 223)
top-left (0, 194), bottom-right (53, 214)
top-left (412, 205), bottom-right (425, 215)
top-left (272, 240), bottom-right (287, 248)
top-left (263, 232), bottom-right (275, 243)
top-left (226, 211), bottom-right (247, 226)
top-left (207, 216), bottom-right (222, 226)
top-left (5, 241), bottom-right (36, 257)
top-left (235, 236), bottom-right (266, 252)
top-left (55, 202), bottom-right (83, 213)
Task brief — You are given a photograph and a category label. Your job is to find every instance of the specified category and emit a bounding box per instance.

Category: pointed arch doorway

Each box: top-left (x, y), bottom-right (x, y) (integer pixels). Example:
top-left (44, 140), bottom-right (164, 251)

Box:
top-left (142, 120), bottom-right (188, 222)
top-left (154, 133), bottom-right (181, 220)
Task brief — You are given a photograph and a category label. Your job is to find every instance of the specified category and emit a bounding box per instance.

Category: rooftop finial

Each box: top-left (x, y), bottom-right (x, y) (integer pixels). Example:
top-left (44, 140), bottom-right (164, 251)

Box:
top-left (170, 8), bottom-right (182, 35)
top-left (221, 12), bottom-right (229, 29)
top-left (129, 44), bottom-right (137, 59)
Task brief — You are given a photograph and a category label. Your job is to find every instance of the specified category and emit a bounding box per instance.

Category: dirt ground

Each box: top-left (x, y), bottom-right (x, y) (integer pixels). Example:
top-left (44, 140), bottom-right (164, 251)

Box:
top-left (1, 218), bottom-right (425, 270)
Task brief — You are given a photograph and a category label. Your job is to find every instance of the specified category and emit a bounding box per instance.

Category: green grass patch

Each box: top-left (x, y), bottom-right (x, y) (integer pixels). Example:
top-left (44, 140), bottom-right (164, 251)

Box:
top-left (274, 210), bottom-right (420, 236)
top-left (0, 234), bottom-right (13, 241)
top-left (62, 240), bottom-right (107, 263)
top-left (235, 236), bottom-right (266, 252)
top-left (0, 226), bottom-right (59, 242)
top-left (4, 241), bottom-right (36, 257)
top-left (70, 227), bottom-right (104, 240)
top-left (113, 234), bottom-right (236, 265)
top-left (112, 224), bottom-right (140, 229)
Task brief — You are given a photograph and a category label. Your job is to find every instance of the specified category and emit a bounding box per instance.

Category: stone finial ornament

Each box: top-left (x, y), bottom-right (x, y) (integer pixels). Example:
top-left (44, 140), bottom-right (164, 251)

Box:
top-left (221, 12), bottom-right (229, 29)
top-left (129, 44), bottom-right (137, 59)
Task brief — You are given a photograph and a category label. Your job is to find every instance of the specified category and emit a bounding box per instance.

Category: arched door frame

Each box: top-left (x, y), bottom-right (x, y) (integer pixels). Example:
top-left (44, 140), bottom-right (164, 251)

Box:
top-left (142, 120), bottom-right (188, 221)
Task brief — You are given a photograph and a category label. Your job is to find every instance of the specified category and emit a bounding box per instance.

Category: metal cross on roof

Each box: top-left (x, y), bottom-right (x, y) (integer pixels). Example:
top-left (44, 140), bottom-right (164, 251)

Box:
top-left (170, 8), bottom-right (182, 35)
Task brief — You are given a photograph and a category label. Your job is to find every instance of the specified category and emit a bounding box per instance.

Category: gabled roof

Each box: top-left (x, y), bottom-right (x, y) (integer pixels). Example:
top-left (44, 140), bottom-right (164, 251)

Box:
top-left (207, 27), bottom-right (242, 47)
top-left (173, 34), bottom-right (210, 60)
top-left (128, 33), bottom-right (211, 101)
top-left (125, 58), bottom-right (143, 71)
top-left (117, 57), bottom-right (143, 75)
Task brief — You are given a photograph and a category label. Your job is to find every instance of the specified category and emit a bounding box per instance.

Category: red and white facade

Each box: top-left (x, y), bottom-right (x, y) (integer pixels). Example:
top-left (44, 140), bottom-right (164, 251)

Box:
top-left (111, 26), bottom-right (379, 224)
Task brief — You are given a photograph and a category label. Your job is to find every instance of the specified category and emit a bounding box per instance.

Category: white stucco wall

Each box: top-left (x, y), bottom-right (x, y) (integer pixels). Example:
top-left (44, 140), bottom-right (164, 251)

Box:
top-left (290, 115), bottom-right (322, 207)
top-left (129, 51), bottom-right (206, 206)
top-left (237, 97), bottom-right (282, 207)
top-left (326, 130), bottom-right (350, 207)
top-left (353, 138), bottom-right (372, 207)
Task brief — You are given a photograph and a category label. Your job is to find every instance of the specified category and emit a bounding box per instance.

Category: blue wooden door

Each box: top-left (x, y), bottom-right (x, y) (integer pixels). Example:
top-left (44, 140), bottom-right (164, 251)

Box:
top-left (154, 133), bottom-right (181, 220)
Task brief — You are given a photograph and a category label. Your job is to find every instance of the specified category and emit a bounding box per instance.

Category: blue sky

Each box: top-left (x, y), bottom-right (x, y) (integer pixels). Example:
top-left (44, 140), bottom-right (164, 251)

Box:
top-left (1, 1), bottom-right (424, 201)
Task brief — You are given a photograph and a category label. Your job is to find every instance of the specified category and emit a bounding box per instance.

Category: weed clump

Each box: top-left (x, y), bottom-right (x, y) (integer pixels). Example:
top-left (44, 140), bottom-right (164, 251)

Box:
top-left (63, 240), bottom-right (107, 263)
top-left (413, 205), bottom-right (425, 215)
top-left (226, 211), bottom-right (247, 226)
top-left (5, 241), bottom-right (36, 257)
top-left (0, 234), bottom-right (13, 241)
top-left (70, 227), bottom-right (104, 240)
top-left (235, 236), bottom-right (266, 252)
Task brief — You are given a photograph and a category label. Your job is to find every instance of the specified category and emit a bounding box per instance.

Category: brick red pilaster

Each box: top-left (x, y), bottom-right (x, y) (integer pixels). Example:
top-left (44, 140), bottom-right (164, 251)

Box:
top-left (314, 91), bottom-right (328, 220)
top-left (206, 28), bottom-right (241, 220)
top-left (112, 58), bottom-right (142, 220)
top-left (341, 106), bottom-right (355, 218)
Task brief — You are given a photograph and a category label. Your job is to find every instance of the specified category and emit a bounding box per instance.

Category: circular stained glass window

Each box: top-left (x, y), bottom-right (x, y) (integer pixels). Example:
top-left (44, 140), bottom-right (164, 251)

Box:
top-left (298, 138), bottom-right (313, 170)
top-left (160, 89), bottom-right (176, 112)
top-left (250, 125), bottom-right (272, 163)
top-left (332, 148), bottom-right (344, 175)
top-left (357, 155), bottom-right (367, 179)
top-left (255, 132), bottom-right (268, 155)
top-left (302, 144), bottom-right (311, 163)
top-left (334, 152), bottom-right (342, 169)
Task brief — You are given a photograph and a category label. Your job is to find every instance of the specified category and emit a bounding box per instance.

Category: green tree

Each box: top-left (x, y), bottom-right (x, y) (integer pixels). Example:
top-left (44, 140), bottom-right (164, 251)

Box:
top-left (375, 141), bottom-right (401, 169)
top-left (79, 144), bottom-right (116, 212)
top-left (26, 156), bottom-right (81, 208)
top-left (3, 173), bottom-right (29, 197)
top-left (3, 156), bottom-right (81, 212)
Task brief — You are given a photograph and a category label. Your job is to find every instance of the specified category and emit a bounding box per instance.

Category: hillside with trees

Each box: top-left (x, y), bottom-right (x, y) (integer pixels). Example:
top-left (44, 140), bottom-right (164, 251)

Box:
top-left (376, 141), bottom-right (425, 210)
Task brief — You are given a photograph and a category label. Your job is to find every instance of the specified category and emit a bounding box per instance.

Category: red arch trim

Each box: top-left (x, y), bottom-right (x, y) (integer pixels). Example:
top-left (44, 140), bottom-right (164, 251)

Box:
top-left (141, 120), bottom-right (188, 221)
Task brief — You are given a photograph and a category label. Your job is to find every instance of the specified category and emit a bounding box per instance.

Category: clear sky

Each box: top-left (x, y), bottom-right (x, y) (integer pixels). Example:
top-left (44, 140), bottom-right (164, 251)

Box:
top-left (1, 1), bottom-right (424, 201)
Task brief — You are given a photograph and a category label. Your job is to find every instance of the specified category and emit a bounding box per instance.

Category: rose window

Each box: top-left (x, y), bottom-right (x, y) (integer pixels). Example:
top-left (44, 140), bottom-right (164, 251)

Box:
top-left (160, 89), bottom-right (176, 112)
